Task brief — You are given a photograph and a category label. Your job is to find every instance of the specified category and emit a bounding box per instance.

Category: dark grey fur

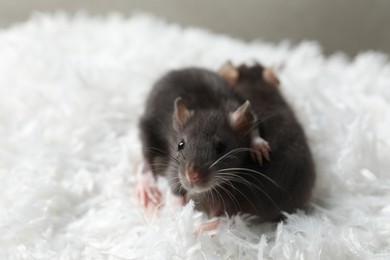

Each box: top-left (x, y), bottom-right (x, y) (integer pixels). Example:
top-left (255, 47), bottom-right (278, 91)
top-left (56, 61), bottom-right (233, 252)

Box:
top-left (214, 64), bottom-right (316, 221)
top-left (139, 65), bottom-right (315, 222)
top-left (139, 68), bottom-right (250, 196)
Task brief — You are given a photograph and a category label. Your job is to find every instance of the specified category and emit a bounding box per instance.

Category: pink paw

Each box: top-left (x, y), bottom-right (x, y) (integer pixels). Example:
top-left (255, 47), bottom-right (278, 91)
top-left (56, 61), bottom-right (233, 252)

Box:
top-left (194, 218), bottom-right (220, 236)
top-left (251, 136), bottom-right (270, 164)
top-left (135, 160), bottom-right (162, 209)
top-left (170, 195), bottom-right (186, 207)
top-left (136, 182), bottom-right (162, 208)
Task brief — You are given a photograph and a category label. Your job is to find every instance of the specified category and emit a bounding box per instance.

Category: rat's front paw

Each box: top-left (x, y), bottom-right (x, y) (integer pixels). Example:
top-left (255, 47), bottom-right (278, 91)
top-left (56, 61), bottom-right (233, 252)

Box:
top-left (251, 136), bottom-right (270, 164)
top-left (136, 182), bottom-right (162, 208)
top-left (194, 218), bottom-right (220, 236)
top-left (170, 194), bottom-right (186, 207)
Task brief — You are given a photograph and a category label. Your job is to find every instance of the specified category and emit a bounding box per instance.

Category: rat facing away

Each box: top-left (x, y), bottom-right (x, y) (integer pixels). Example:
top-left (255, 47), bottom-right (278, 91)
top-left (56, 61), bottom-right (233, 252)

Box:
top-left (217, 62), bottom-right (315, 220)
top-left (137, 64), bottom-right (314, 225)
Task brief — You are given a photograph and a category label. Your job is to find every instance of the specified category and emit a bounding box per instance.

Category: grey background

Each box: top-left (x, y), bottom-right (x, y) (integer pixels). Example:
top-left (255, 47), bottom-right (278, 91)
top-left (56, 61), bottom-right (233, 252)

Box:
top-left (0, 0), bottom-right (389, 57)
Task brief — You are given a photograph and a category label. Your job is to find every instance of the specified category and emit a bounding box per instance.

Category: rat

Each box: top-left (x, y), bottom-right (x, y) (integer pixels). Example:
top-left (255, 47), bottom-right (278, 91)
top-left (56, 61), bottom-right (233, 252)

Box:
top-left (136, 63), bottom-right (315, 228)
top-left (136, 67), bottom-right (270, 212)
top-left (212, 61), bottom-right (316, 222)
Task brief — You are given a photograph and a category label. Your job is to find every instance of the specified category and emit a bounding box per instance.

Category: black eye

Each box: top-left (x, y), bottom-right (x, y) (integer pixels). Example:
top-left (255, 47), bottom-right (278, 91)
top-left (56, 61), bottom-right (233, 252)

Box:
top-left (178, 140), bottom-right (185, 151)
top-left (215, 142), bottom-right (227, 155)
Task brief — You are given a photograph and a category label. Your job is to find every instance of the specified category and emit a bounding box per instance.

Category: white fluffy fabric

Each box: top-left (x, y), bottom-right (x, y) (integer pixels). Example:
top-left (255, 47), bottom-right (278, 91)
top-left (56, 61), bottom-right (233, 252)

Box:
top-left (1, 12), bottom-right (390, 259)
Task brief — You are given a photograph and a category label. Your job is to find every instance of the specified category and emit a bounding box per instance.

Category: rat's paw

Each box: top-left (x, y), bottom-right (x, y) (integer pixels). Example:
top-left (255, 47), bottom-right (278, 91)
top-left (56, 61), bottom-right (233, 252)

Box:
top-left (170, 195), bottom-right (186, 207)
top-left (251, 136), bottom-right (270, 164)
top-left (193, 218), bottom-right (220, 236)
top-left (136, 182), bottom-right (162, 208)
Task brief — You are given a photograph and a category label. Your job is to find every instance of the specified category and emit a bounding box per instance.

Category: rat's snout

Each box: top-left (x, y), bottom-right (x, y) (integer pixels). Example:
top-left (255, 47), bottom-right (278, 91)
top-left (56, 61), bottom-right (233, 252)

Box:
top-left (182, 165), bottom-right (214, 193)
top-left (182, 163), bottom-right (213, 193)
top-left (186, 168), bottom-right (199, 183)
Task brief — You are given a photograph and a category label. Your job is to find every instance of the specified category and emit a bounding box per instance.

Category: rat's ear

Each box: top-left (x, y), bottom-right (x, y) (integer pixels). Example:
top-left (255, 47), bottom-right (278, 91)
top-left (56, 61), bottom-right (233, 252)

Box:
top-left (218, 60), bottom-right (239, 86)
top-left (173, 97), bottom-right (192, 131)
top-left (262, 68), bottom-right (280, 87)
top-left (229, 100), bottom-right (255, 136)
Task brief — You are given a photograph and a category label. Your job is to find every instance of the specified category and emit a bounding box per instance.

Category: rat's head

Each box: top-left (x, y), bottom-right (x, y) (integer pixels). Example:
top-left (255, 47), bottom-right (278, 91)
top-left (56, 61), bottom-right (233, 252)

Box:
top-left (171, 97), bottom-right (254, 193)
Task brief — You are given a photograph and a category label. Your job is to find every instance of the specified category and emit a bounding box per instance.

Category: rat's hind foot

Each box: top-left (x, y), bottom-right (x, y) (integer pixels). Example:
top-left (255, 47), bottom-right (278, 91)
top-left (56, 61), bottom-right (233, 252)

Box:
top-left (251, 136), bottom-right (270, 164)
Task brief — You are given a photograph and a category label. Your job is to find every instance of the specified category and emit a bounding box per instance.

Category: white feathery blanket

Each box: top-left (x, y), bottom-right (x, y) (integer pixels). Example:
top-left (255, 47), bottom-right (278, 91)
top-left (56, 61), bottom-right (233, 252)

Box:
top-left (0, 13), bottom-right (390, 259)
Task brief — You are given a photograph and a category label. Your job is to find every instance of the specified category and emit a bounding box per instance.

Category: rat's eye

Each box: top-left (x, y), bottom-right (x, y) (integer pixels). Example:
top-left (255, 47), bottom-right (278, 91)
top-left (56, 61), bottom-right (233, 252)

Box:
top-left (178, 140), bottom-right (185, 151)
top-left (215, 142), bottom-right (227, 155)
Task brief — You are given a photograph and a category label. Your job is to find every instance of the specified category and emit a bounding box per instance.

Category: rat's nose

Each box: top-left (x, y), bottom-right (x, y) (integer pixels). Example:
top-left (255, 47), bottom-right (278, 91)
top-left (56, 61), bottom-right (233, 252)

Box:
top-left (186, 169), bottom-right (199, 183)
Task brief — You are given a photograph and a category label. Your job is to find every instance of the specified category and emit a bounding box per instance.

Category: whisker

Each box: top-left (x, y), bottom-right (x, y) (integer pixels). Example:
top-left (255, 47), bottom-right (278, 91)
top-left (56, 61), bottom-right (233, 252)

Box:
top-left (217, 172), bottom-right (282, 212)
top-left (208, 180), bottom-right (219, 206)
top-left (209, 147), bottom-right (255, 169)
top-left (144, 147), bottom-right (181, 164)
top-left (208, 155), bottom-right (240, 169)
top-left (212, 178), bottom-right (240, 213)
top-left (217, 176), bottom-right (263, 216)
top-left (217, 167), bottom-right (286, 192)
top-left (241, 110), bottom-right (283, 138)
top-left (211, 185), bottom-right (227, 214)
top-left (217, 171), bottom-right (267, 190)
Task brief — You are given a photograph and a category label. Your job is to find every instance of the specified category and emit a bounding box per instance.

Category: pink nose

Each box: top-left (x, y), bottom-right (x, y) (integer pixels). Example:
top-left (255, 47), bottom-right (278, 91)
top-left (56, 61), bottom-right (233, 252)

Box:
top-left (186, 170), bottom-right (199, 183)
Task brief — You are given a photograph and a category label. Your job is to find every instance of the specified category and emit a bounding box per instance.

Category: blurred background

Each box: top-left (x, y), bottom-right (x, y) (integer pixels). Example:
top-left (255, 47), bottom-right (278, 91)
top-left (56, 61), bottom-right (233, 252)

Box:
top-left (0, 0), bottom-right (389, 57)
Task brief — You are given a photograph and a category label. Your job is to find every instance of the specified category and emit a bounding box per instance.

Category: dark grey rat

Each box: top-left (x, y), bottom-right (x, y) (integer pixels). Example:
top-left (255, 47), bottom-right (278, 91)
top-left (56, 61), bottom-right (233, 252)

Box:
top-left (213, 61), bottom-right (316, 221)
top-left (136, 63), bottom-right (314, 226)
top-left (136, 67), bottom-right (270, 213)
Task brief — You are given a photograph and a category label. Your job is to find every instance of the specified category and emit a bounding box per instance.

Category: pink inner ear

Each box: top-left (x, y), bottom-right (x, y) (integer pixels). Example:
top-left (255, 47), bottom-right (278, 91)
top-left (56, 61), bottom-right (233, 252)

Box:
top-left (229, 101), bottom-right (254, 136)
top-left (173, 97), bottom-right (192, 130)
top-left (218, 61), bottom-right (239, 85)
top-left (263, 68), bottom-right (280, 87)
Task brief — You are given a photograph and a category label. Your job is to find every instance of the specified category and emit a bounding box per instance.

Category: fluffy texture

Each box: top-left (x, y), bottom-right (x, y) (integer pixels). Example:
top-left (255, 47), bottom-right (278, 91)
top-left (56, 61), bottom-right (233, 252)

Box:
top-left (0, 12), bottom-right (390, 259)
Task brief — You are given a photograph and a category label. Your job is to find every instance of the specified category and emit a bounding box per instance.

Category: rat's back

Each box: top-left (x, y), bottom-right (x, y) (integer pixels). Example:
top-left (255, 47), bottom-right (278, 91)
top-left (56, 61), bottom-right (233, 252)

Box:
top-left (215, 63), bottom-right (315, 221)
